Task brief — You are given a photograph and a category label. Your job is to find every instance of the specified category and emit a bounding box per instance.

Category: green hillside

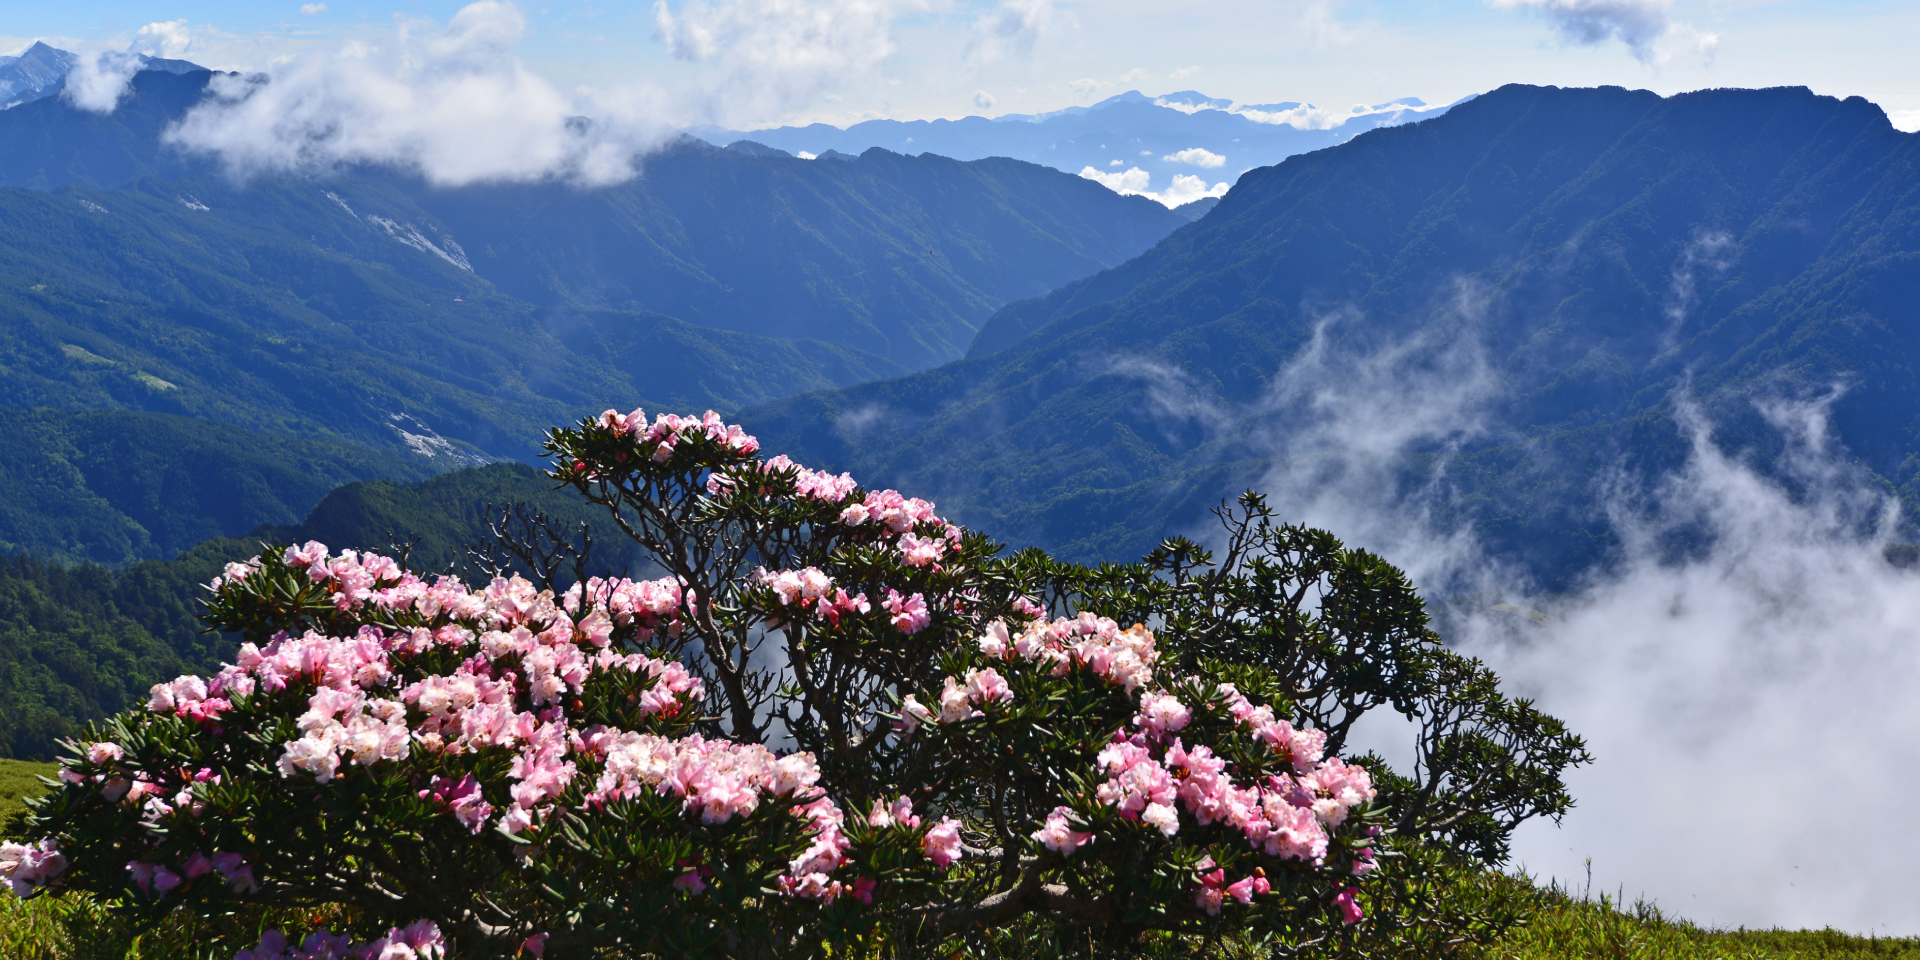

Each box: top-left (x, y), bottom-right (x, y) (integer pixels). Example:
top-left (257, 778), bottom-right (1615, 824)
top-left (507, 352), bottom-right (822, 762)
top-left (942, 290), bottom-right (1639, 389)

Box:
top-left (0, 406), bottom-right (436, 566)
top-left (741, 84), bottom-right (1920, 586)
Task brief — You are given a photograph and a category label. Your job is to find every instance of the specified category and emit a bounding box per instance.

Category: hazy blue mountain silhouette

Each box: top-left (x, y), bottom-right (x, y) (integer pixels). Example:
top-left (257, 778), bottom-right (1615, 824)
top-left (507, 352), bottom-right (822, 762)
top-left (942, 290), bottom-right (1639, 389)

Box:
top-left (689, 90), bottom-right (1454, 204)
top-left (739, 84), bottom-right (1920, 586)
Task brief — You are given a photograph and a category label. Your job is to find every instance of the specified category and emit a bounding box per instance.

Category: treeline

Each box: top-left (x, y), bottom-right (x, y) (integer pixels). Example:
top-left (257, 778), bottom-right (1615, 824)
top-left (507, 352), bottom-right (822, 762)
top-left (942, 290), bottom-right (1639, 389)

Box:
top-left (0, 461), bottom-right (642, 759)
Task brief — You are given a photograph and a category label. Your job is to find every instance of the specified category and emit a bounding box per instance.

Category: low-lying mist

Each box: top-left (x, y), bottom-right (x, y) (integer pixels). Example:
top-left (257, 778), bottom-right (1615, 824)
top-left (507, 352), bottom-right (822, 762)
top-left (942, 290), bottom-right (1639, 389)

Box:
top-left (1200, 300), bottom-right (1920, 934)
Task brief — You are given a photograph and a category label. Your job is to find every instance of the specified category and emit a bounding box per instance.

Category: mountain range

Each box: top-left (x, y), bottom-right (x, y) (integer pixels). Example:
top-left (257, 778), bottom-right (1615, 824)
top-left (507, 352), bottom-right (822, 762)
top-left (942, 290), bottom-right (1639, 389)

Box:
top-left (691, 90), bottom-right (1453, 206)
top-left (0, 68), bottom-right (1190, 564)
top-left (739, 83), bottom-right (1920, 588)
top-left (0, 41), bottom-right (202, 110)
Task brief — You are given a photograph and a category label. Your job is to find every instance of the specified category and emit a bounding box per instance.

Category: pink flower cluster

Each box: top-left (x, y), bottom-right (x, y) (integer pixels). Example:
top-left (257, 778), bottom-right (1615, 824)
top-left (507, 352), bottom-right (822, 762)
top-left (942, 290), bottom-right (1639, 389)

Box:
top-left (1193, 856), bottom-right (1271, 916)
top-left (1066, 708), bottom-right (1374, 869)
top-left (837, 489), bottom-right (942, 533)
top-left (901, 667), bottom-right (1013, 729)
top-left (882, 589), bottom-right (931, 634)
top-left (236, 920), bottom-right (445, 960)
top-left (753, 567), bottom-right (872, 626)
top-left (756, 454), bottom-right (860, 502)
top-left (866, 795), bottom-right (963, 870)
top-left (596, 407), bottom-right (760, 460)
top-left (579, 732), bottom-right (861, 900)
top-left (1032, 807), bottom-right (1094, 855)
top-left (0, 839), bottom-right (67, 896)
top-left (127, 850), bottom-right (257, 898)
top-left (975, 615), bottom-right (1159, 692)
top-left (191, 547), bottom-right (708, 840)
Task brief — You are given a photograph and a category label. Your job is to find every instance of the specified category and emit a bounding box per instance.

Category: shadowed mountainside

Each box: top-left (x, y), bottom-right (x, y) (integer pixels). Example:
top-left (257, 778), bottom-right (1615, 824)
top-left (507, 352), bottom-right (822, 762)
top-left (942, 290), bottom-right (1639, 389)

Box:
top-left (740, 84), bottom-right (1920, 586)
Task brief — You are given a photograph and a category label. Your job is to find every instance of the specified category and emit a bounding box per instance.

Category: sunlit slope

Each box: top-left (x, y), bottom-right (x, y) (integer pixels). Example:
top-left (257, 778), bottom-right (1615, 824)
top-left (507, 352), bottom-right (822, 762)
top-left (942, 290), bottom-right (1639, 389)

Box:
top-left (741, 84), bottom-right (1920, 584)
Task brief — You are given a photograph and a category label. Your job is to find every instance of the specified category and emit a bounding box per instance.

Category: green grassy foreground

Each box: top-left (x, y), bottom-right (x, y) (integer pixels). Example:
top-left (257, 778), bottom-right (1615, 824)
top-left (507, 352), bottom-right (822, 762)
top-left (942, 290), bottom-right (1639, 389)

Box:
top-left (2, 760), bottom-right (1914, 959)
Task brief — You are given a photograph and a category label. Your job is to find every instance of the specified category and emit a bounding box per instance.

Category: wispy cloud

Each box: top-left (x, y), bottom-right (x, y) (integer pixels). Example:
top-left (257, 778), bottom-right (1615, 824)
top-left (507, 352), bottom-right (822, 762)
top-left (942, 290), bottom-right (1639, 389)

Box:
top-left (63, 19), bottom-right (195, 112)
top-left (964, 0), bottom-right (1054, 69)
top-left (654, 0), bottom-right (906, 125)
top-left (1490, 0), bottom-right (1719, 65)
top-left (1206, 286), bottom-right (1920, 933)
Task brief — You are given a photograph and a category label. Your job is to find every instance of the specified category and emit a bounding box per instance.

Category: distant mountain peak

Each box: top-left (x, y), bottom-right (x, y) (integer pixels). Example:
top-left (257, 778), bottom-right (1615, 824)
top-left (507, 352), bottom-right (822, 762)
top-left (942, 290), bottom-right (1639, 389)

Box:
top-left (0, 43), bottom-right (206, 110)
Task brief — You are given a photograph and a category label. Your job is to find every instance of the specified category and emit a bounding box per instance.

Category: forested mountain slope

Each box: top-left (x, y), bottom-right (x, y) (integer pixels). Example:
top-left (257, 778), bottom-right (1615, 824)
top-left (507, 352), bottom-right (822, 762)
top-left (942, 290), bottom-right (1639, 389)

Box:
top-left (0, 69), bottom-right (1188, 562)
top-left (0, 461), bottom-right (631, 759)
top-left (0, 70), bottom-right (1188, 372)
top-left (741, 84), bottom-right (1920, 584)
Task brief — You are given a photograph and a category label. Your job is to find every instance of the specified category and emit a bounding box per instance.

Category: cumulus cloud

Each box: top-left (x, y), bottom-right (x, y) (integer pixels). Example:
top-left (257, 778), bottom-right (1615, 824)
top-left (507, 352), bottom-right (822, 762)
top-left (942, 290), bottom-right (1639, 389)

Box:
top-left (654, 0), bottom-right (903, 124)
top-left (1163, 146), bottom-right (1225, 168)
top-left (1490, 0), bottom-right (1719, 65)
top-left (1167, 65), bottom-right (1200, 81)
top-left (1213, 293), bottom-right (1920, 934)
top-left (300, 3), bottom-right (328, 14)
top-left (163, 2), bottom-right (673, 186)
top-left (972, 89), bottom-right (996, 110)
top-left (1117, 67), bottom-right (1149, 83)
top-left (1078, 166), bottom-right (1228, 208)
top-left (964, 0), bottom-right (1052, 68)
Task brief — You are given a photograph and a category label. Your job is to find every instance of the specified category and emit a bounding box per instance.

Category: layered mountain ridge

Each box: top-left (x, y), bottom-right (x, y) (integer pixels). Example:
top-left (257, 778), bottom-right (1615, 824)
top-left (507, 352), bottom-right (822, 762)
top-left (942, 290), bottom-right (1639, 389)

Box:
top-left (0, 69), bottom-right (1189, 564)
top-left (739, 83), bottom-right (1920, 586)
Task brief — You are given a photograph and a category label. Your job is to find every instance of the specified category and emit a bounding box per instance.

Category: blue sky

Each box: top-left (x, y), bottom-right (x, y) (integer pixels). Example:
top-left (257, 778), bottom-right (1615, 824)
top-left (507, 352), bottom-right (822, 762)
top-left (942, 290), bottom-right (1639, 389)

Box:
top-left (7, 1), bottom-right (1918, 130)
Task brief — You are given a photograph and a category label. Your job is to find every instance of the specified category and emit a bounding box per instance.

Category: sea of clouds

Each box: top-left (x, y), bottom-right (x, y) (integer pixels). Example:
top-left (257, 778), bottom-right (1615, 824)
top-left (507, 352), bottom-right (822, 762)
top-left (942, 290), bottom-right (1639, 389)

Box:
top-left (1214, 290), bottom-right (1920, 936)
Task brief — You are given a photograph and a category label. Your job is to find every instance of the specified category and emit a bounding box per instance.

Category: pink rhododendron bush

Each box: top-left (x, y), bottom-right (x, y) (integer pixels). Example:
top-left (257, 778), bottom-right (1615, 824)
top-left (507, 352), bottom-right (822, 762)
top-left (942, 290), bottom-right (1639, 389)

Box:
top-left (2, 409), bottom-right (1586, 959)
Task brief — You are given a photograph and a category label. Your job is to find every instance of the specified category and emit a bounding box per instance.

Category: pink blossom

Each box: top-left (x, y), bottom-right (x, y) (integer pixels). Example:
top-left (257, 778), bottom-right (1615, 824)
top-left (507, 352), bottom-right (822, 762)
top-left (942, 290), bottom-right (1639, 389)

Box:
top-left (883, 590), bottom-right (931, 634)
top-left (921, 817), bottom-right (963, 869)
top-left (85, 742), bottom-right (124, 765)
top-left (1031, 806), bottom-right (1094, 855)
top-left (520, 933), bottom-right (549, 957)
top-left (0, 839), bottom-right (67, 896)
top-left (1334, 886), bottom-right (1363, 924)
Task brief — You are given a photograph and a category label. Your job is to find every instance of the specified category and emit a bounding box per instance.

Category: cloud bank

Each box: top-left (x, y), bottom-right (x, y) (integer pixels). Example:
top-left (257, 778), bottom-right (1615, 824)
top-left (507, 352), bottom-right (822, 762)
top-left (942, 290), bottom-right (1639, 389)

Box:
top-left (1172, 295), bottom-right (1920, 935)
top-left (159, 2), bottom-right (672, 186)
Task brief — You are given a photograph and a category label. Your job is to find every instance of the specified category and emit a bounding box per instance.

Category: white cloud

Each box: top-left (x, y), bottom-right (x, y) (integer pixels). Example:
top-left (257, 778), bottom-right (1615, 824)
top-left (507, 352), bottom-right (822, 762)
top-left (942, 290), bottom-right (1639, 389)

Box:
top-left (63, 19), bottom-right (196, 113)
top-left (972, 89), bottom-right (996, 110)
top-left (1227, 299), bottom-right (1920, 934)
top-left (300, 3), bottom-right (328, 14)
top-left (1117, 67), bottom-right (1149, 83)
top-left (1167, 65), bottom-right (1200, 81)
top-left (1490, 0), bottom-right (1719, 65)
top-left (1473, 395), bottom-right (1920, 934)
top-left (163, 2), bottom-right (673, 186)
top-left (1078, 166), bottom-right (1227, 208)
top-left (654, 0), bottom-right (904, 125)
top-left (1891, 109), bottom-right (1920, 134)
top-left (965, 0), bottom-right (1053, 69)
top-left (1107, 159), bottom-right (1122, 166)
top-left (1163, 146), bottom-right (1225, 168)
